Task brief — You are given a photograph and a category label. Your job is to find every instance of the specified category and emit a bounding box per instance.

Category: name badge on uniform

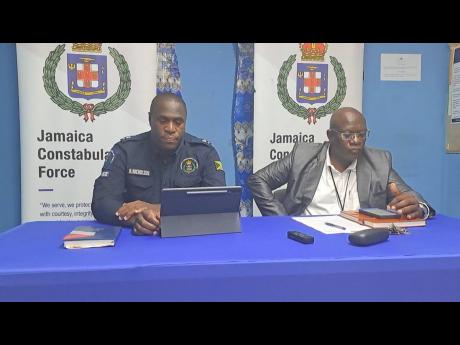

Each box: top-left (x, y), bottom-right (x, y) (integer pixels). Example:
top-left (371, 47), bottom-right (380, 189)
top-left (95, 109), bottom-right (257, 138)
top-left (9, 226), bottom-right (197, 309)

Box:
top-left (128, 168), bottom-right (150, 176)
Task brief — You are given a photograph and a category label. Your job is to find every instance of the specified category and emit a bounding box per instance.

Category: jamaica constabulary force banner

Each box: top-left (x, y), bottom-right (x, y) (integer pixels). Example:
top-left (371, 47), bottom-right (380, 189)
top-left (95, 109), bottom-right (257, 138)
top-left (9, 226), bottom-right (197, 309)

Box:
top-left (253, 43), bottom-right (364, 215)
top-left (17, 43), bottom-right (157, 222)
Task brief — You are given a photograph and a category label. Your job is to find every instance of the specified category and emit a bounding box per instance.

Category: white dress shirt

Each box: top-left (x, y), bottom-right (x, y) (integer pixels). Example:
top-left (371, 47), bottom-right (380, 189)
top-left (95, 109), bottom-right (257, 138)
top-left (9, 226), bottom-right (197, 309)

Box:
top-left (305, 148), bottom-right (360, 215)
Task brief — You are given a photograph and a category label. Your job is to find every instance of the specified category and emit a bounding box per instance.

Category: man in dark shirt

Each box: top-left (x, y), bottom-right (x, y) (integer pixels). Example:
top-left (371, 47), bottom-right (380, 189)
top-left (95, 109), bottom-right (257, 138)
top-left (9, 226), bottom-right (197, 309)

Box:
top-left (92, 93), bottom-right (226, 235)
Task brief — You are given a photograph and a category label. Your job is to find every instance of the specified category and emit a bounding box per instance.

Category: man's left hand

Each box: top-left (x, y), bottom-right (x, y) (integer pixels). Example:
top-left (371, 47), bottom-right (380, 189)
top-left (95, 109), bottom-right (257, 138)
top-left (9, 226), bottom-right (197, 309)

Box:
top-left (116, 200), bottom-right (152, 221)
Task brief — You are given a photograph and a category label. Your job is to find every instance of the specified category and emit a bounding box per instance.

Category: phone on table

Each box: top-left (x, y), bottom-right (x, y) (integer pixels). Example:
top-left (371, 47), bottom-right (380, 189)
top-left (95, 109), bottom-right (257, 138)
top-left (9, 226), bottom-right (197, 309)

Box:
top-left (287, 231), bottom-right (314, 244)
top-left (358, 208), bottom-right (401, 219)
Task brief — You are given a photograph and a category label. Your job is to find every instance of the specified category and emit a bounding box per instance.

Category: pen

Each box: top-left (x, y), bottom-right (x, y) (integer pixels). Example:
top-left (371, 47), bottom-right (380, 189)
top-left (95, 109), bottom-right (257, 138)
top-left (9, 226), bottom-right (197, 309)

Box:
top-left (325, 222), bottom-right (346, 230)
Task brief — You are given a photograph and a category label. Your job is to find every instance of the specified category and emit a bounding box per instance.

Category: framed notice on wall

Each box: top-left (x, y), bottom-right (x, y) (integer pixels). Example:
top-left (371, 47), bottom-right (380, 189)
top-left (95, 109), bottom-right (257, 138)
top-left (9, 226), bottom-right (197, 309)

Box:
top-left (447, 43), bottom-right (460, 152)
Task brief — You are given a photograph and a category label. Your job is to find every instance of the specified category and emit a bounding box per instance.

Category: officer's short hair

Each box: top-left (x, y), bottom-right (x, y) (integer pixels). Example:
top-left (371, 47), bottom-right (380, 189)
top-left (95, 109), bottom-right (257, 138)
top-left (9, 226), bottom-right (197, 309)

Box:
top-left (149, 93), bottom-right (187, 121)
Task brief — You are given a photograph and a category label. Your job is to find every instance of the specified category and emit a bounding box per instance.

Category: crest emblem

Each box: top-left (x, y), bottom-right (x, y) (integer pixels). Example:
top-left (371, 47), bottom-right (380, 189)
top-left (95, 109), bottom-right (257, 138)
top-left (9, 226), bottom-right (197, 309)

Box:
top-left (181, 158), bottom-right (198, 174)
top-left (67, 53), bottom-right (107, 100)
top-left (296, 63), bottom-right (328, 104)
top-left (277, 43), bottom-right (347, 125)
top-left (43, 43), bottom-right (131, 122)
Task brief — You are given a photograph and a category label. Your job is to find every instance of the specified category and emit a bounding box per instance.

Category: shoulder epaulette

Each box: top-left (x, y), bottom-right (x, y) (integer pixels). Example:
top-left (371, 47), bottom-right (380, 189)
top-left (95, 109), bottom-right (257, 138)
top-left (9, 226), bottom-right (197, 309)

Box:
top-left (186, 133), bottom-right (213, 146)
top-left (120, 132), bottom-right (149, 143)
top-left (190, 138), bottom-right (212, 146)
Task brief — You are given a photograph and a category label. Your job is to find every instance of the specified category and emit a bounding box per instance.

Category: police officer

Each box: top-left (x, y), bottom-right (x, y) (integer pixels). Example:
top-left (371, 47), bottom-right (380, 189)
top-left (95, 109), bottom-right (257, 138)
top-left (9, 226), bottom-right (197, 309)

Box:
top-left (91, 93), bottom-right (226, 235)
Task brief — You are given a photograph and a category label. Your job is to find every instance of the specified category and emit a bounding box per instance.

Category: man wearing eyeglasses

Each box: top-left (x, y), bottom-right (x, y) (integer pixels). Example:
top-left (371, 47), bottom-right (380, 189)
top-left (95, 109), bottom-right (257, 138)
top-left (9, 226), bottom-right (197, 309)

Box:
top-left (248, 107), bottom-right (434, 219)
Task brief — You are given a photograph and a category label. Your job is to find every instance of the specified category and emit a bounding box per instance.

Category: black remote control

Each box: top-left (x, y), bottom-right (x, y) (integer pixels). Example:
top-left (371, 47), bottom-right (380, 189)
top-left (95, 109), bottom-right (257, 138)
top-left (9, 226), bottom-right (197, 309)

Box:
top-left (287, 231), bottom-right (314, 244)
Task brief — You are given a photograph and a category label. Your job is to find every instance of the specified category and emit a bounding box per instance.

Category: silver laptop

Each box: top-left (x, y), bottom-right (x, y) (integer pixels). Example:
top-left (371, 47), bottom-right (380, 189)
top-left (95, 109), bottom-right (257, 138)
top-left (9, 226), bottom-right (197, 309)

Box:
top-left (160, 186), bottom-right (242, 238)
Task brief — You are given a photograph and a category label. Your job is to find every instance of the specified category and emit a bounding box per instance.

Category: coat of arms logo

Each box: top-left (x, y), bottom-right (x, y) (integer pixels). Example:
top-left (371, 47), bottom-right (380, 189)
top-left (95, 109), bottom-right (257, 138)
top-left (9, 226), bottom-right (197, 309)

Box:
top-left (277, 43), bottom-right (346, 124)
top-left (43, 43), bottom-right (131, 122)
top-left (181, 158), bottom-right (199, 174)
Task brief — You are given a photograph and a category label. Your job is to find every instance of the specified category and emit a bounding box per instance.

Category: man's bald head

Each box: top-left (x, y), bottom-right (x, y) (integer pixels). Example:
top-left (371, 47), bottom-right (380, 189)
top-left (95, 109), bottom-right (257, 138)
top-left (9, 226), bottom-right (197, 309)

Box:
top-left (329, 107), bottom-right (366, 131)
top-left (327, 107), bottom-right (368, 168)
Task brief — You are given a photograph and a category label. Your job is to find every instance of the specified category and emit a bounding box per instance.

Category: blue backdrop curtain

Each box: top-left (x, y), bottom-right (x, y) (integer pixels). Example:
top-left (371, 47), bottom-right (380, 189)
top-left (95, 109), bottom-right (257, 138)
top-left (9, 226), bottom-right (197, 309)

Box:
top-left (232, 43), bottom-right (254, 217)
top-left (157, 43), bottom-right (182, 96)
top-left (156, 43), bottom-right (255, 217)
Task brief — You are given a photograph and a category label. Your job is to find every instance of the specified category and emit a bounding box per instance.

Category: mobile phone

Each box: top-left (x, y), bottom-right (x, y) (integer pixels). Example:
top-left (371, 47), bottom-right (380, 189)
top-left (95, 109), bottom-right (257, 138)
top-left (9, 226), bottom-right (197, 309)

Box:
top-left (358, 208), bottom-right (401, 219)
top-left (287, 231), bottom-right (314, 244)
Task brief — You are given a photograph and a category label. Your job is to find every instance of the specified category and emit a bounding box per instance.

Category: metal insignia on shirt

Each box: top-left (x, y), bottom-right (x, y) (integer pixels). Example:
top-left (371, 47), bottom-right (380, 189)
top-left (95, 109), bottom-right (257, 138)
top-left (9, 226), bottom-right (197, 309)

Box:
top-left (128, 169), bottom-right (150, 176)
top-left (181, 158), bottom-right (198, 174)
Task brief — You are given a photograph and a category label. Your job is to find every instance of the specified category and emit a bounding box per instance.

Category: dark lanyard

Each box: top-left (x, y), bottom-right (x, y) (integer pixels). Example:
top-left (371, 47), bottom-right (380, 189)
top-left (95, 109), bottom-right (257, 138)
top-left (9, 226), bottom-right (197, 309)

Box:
top-left (328, 166), bottom-right (352, 211)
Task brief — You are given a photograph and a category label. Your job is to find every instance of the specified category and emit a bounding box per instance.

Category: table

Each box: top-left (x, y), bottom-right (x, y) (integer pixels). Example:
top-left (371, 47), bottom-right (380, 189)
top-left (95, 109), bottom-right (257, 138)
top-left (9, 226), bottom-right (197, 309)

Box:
top-left (1, 215), bottom-right (460, 301)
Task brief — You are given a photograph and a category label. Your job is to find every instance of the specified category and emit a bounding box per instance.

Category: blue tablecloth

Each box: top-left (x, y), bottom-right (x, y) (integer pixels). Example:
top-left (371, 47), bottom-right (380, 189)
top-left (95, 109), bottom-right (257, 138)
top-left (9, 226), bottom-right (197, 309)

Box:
top-left (1, 215), bottom-right (460, 301)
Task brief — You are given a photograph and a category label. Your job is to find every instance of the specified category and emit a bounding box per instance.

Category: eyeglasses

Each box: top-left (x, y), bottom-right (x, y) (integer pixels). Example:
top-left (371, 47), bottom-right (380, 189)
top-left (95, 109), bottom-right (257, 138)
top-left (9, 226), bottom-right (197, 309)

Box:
top-left (331, 129), bottom-right (370, 141)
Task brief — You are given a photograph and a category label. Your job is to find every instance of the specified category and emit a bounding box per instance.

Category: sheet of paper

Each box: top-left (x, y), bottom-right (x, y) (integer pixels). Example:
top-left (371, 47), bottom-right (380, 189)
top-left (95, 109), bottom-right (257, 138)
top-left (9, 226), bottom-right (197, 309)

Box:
top-left (291, 215), bottom-right (370, 234)
top-left (451, 47), bottom-right (460, 123)
top-left (380, 53), bottom-right (421, 81)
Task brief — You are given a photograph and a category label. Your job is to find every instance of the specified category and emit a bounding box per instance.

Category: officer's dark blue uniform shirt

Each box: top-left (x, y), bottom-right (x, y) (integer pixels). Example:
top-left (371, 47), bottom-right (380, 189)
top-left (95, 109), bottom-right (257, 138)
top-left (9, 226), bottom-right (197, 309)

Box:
top-left (91, 131), bottom-right (226, 225)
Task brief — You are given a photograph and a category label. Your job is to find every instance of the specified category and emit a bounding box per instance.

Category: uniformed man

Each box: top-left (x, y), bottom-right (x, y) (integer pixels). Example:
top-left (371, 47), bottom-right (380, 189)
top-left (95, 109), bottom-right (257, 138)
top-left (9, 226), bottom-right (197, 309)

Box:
top-left (91, 93), bottom-right (226, 235)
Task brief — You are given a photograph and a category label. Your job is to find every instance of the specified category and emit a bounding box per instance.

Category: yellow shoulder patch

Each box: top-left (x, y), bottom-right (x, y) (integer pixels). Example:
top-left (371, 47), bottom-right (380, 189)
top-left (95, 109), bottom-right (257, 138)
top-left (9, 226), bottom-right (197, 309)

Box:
top-left (214, 160), bottom-right (223, 171)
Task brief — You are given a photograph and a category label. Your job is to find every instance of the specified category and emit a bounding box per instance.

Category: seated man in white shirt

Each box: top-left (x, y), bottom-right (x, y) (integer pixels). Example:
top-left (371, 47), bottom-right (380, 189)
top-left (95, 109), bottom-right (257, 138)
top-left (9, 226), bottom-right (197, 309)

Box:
top-left (248, 107), bottom-right (434, 219)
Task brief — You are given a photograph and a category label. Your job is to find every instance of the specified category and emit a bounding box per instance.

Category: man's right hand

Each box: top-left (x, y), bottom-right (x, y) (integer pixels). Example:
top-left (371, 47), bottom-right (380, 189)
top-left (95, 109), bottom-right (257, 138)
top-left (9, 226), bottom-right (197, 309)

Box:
top-left (116, 200), bottom-right (155, 222)
top-left (115, 201), bottom-right (162, 235)
top-left (132, 207), bottom-right (161, 236)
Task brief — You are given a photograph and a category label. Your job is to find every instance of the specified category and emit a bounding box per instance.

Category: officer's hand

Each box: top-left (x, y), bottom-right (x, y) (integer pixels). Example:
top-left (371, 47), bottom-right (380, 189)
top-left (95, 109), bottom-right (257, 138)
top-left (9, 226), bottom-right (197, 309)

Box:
top-left (116, 201), bottom-right (154, 221)
top-left (387, 183), bottom-right (423, 219)
top-left (132, 208), bottom-right (161, 236)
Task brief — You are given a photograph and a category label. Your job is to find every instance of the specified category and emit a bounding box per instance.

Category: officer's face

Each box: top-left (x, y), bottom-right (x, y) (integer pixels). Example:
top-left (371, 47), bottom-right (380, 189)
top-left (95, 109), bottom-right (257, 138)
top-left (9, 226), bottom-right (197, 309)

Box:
top-left (149, 99), bottom-right (186, 152)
